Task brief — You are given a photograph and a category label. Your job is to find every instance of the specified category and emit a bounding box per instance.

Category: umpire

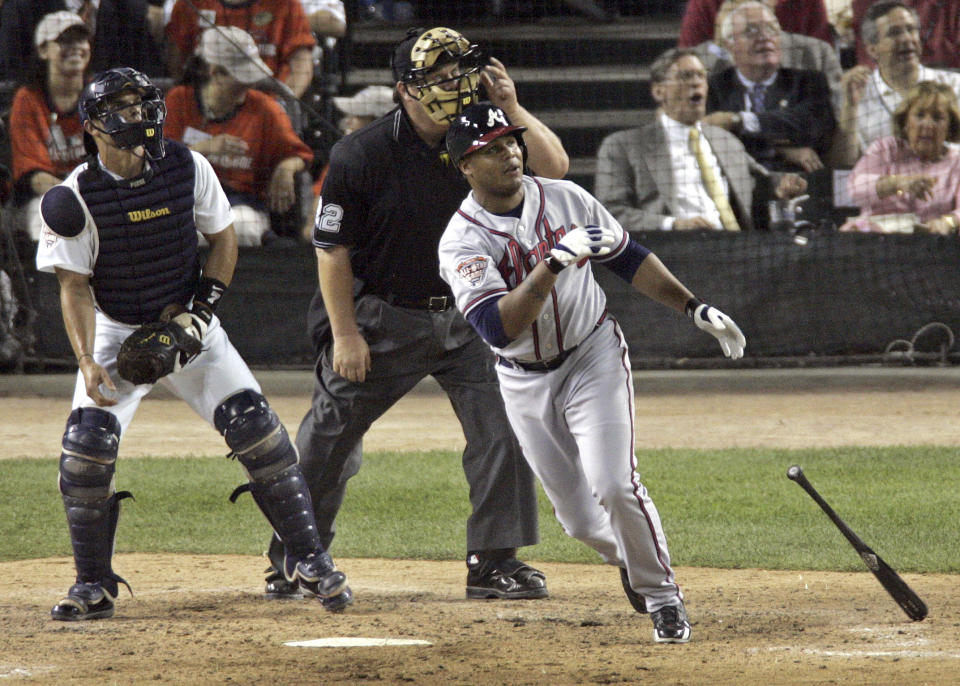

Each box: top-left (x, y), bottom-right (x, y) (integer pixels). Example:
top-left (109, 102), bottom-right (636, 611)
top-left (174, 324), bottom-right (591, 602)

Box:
top-left (263, 26), bottom-right (569, 600)
top-left (37, 67), bottom-right (349, 620)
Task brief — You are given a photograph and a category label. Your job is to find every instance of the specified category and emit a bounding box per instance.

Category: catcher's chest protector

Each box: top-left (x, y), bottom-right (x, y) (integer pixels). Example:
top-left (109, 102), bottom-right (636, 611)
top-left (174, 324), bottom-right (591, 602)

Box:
top-left (80, 141), bottom-right (199, 325)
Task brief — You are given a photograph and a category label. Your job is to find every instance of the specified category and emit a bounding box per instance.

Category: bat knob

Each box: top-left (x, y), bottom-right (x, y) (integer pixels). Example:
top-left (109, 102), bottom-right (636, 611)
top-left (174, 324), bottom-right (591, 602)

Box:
top-left (787, 465), bottom-right (803, 480)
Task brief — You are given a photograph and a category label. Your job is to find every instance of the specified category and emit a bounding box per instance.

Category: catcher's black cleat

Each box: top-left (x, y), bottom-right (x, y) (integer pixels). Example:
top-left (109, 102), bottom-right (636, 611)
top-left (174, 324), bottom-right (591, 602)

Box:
top-left (264, 567), bottom-right (303, 599)
top-left (51, 582), bottom-right (116, 621)
top-left (651, 603), bottom-right (691, 644)
top-left (466, 555), bottom-right (548, 600)
top-left (290, 552), bottom-right (348, 600)
top-left (321, 585), bottom-right (354, 613)
top-left (619, 568), bottom-right (647, 614)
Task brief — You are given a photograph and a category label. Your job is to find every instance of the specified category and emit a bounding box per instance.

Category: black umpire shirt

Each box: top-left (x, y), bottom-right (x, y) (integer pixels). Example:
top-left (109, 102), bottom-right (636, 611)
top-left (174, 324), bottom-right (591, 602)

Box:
top-left (313, 106), bottom-right (471, 302)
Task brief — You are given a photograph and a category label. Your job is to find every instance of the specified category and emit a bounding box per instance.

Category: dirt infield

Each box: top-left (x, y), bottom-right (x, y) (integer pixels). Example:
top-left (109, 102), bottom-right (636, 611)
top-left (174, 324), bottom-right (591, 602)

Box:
top-left (1, 370), bottom-right (959, 684)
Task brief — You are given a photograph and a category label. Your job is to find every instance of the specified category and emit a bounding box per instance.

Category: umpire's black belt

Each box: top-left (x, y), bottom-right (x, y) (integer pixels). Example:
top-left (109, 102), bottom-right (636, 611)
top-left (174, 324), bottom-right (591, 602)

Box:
top-left (387, 295), bottom-right (454, 312)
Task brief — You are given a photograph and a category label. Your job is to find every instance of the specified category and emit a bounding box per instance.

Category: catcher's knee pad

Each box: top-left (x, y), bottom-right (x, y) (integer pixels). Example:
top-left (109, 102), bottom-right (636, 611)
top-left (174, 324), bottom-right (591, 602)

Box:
top-left (214, 390), bottom-right (298, 481)
top-left (217, 390), bottom-right (323, 560)
top-left (59, 407), bottom-right (120, 500)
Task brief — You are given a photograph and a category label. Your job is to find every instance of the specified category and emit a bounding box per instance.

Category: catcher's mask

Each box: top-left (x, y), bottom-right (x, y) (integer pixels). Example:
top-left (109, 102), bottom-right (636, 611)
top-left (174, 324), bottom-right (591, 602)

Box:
top-left (445, 103), bottom-right (527, 168)
top-left (79, 67), bottom-right (167, 160)
top-left (391, 27), bottom-right (484, 124)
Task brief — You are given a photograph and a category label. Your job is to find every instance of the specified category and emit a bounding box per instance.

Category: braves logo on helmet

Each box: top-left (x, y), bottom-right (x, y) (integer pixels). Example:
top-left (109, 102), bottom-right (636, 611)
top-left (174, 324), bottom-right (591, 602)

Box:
top-left (446, 103), bottom-right (528, 166)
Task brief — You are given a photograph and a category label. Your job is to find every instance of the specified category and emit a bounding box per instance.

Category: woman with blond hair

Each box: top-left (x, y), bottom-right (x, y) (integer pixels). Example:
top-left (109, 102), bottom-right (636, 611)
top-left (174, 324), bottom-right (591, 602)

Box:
top-left (842, 80), bottom-right (960, 234)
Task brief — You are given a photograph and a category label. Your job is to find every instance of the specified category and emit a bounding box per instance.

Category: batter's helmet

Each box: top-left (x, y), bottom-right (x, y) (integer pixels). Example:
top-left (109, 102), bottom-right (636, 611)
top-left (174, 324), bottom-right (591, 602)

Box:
top-left (445, 103), bottom-right (527, 167)
top-left (79, 67), bottom-right (167, 160)
top-left (391, 27), bottom-right (484, 124)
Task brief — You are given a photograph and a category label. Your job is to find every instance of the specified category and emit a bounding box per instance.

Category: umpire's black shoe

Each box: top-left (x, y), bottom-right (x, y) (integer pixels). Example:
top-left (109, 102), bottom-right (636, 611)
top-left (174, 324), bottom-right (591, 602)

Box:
top-left (619, 568), bottom-right (648, 614)
top-left (466, 554), bottom-right (548, 600)
top-left (51, 582), bottom-right (115, 621)
top-left (321, 585), bottom-right (354, 613)
top-left (651, 602), bottom-right (691, 644)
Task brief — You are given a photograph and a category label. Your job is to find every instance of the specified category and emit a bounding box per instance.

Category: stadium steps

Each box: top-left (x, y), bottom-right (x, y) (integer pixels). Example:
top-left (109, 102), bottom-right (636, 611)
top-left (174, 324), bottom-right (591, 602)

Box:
top-left (346, 16), bottom-right (680, 191)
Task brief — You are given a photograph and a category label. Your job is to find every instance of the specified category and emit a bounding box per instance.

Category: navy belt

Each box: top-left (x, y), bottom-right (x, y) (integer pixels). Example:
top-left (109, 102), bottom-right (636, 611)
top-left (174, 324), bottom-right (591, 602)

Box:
top-left (498, 345), bottom-right (580, 373)
top-left (389, 295), bottom-right (453, 312)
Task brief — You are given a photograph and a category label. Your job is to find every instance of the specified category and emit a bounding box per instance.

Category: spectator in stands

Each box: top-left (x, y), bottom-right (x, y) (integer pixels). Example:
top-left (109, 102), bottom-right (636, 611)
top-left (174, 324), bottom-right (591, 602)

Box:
top-left (166, 0), bottom-right (316, 98)
top-left (301, 85), bottom-right (395, 240)
top-left (301, 0), bottom-right (346, 38)
top-left (841, 81), bottom-right (960, 234)
top-left (704, 1), bottom-right (836, 174)
top-left (832, 1), bottom-right (960, 167)
top-left (164, 26), bottom-right (313, 246)
top-left (0, 0), bottom-right (164, 83)
top-left (678, 0), bottom-right (833, 48)
top-left (692, 0), bottom-right (842, 104)
top-left (595, 48), bottom-right (806, 233)
top-left (9, 12), bottom-right (91, 241)
top-left (851, 0), bottom-right (959, 70)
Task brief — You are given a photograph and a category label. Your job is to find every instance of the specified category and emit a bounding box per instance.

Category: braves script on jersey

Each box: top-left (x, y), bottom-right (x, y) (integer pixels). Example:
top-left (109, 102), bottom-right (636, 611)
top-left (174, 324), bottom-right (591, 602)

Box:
top-left (439, 175), bottom-right (629, 362)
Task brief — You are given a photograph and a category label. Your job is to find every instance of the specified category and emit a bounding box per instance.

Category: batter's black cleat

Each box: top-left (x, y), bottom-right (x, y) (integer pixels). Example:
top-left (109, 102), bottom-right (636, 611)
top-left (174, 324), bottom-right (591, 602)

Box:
top-left (321, 585), bottom-right (354, 613)
top-left (264, 567), bottom-right (303, 599)
top-left (291, 552), bottom-right (348, 600)
top-left (466, 555), bottom-right (548, 600)
top-left (51, 582), bottom-right (116, 621)
top-left (651, 603), bottom-right (691, 644)
top-left (619, 568), bottom-right (647, 614)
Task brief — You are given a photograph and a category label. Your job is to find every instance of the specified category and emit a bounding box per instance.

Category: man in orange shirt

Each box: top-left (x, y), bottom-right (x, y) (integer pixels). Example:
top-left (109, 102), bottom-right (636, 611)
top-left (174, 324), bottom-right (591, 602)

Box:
top-left (165, 26), bottom-right (313, 246)
top-left (166, 0), bottom-right (315, 97)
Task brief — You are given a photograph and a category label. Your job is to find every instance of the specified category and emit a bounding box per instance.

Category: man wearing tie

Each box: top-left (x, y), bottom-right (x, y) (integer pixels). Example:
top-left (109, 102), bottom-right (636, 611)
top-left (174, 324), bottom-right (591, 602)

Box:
top-left (595, 47), bottom-right (806, 233)
top-left (703, 1), bottom-right (835, 174)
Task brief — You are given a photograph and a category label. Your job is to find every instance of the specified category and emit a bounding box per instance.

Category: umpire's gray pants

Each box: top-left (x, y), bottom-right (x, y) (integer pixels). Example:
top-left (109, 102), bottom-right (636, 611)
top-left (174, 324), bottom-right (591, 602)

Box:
top-left (289, 296), bottom-right (540, 554)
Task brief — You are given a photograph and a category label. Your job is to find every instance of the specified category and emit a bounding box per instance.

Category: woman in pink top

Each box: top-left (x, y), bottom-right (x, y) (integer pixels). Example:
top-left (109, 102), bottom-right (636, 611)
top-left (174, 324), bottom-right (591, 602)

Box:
top-left (842, 81), bottom-right (960, 234)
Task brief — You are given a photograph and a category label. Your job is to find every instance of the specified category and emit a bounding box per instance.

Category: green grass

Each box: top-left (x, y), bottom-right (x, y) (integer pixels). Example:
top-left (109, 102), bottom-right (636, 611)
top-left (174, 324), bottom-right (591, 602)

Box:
top-left (2, 447), bottom-right (957, 573)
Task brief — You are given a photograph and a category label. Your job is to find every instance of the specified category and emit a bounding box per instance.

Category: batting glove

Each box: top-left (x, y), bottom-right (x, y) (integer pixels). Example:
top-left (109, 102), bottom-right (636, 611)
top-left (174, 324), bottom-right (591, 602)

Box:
top-left (687, 300), bottom-right (746, 360)
top-left (546, 225), bottom-right (618, 272)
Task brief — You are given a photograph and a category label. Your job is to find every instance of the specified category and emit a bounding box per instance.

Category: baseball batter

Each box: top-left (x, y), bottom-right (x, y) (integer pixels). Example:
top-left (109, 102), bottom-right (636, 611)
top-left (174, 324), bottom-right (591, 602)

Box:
top-left (36, 67), bottom-right (348, 620)
top-left (438, 104), bottom-right (746, 643)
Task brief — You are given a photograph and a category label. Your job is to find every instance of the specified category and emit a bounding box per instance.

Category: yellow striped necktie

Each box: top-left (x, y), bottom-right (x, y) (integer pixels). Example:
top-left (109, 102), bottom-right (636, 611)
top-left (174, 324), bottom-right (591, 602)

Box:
top-left (688, 126), bottom-right (741, 232)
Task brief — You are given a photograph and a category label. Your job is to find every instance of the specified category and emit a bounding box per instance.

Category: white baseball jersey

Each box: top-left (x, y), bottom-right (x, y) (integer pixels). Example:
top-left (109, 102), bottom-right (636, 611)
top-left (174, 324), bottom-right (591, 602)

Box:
top-left (439, 174), bottom-right (684, 613)
top-left (439, 175), bottom-right (629, 363)
top-left (35, 151), bottom-right (258, 435)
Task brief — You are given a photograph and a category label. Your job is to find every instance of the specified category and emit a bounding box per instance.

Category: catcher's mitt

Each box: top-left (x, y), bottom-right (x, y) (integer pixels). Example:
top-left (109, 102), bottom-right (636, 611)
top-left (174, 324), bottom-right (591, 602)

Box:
top-left (116, 320), bottom-right (203, 385)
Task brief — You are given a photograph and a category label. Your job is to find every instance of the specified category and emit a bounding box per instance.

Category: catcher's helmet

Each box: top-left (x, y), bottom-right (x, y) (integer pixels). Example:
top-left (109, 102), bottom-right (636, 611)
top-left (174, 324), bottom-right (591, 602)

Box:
top-left (391, 27), bottom-right (484, 124)
top-left (79, 67), bottom-right (167, 160)
top-left (445, 103), bottom-right (527, 167)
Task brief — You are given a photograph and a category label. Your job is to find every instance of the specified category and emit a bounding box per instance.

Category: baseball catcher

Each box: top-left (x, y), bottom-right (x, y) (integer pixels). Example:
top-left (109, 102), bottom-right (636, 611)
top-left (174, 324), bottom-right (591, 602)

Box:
top-left (37, 67), bottom-right (350, 621)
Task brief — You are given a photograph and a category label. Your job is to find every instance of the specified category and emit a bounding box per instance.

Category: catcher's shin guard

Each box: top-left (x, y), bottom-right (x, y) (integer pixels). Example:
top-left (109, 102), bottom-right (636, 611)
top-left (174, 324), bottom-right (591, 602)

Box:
top-left (216, 391), bottom-right (324, 560)
top-left (57, 408), bottom-right (132, 599)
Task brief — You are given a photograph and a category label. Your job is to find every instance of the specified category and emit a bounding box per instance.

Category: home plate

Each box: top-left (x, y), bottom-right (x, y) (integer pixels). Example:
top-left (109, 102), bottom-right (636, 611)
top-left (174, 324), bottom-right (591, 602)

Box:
top-left (285, 637), bottom-right (433, 648)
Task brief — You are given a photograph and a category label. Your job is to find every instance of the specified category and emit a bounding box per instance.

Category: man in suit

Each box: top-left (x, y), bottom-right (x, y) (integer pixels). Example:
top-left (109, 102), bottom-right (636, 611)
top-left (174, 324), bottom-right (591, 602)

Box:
top-left (595, 48), bottom-right (806, 233)
top-left (703, 1), bottom-right (836, 174)
top-left (691, 0), bottom-right (842, 106)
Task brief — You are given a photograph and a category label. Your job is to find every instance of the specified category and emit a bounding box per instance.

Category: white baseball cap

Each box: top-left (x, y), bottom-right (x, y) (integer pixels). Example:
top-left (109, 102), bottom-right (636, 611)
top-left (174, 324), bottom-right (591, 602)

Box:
top-left (199, 26), bottom-right (273, 84)
top-left (34, 11), bottom-right (89, 48)
top-left (332, 86), bottom-right (396, 118)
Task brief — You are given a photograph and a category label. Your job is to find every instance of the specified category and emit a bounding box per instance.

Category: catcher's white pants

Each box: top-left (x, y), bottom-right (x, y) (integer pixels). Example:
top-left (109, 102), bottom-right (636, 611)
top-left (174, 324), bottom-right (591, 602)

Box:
top-left (72, 310), bottom-right (260, 435)
top-left (495, 318), bottom-right (683, 612)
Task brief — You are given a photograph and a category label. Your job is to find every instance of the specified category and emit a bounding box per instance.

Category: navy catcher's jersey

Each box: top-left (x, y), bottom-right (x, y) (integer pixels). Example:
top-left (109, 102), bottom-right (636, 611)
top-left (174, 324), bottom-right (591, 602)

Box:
top-left (311, 107), bottom-right (470, 301)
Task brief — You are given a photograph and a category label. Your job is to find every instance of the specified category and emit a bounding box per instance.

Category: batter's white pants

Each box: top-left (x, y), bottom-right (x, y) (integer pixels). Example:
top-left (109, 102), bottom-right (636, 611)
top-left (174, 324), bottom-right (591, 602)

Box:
top-left (496, 318), bottom-right (683, 612)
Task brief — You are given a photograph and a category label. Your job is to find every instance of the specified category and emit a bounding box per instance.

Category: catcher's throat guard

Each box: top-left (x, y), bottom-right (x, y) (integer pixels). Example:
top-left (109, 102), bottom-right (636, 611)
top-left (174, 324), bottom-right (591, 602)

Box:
top-left (398, 27), bottom-right (484, 124)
